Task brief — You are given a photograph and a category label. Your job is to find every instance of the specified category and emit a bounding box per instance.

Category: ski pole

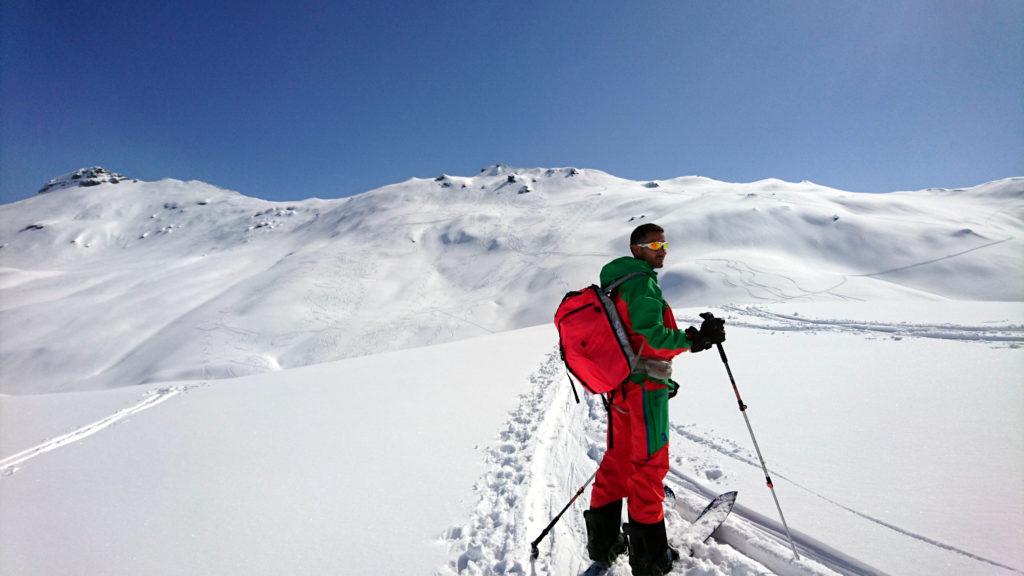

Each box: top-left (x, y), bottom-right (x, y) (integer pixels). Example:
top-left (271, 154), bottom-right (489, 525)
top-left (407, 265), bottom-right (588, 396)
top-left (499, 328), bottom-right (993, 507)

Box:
top-left (529, 469), bottom-right (597, 559)
top-left (715, 341), bottom-right (801, 560)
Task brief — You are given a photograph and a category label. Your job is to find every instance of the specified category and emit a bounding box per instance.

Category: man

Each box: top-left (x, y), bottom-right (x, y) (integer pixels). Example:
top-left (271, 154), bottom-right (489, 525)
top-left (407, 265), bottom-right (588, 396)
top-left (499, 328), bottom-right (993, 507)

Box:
top-left (583, 223), bottom-right (725, 575)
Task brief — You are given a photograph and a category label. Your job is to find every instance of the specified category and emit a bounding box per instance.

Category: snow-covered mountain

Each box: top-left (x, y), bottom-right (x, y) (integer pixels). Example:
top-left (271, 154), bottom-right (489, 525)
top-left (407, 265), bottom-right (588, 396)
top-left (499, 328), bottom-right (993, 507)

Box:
top-left (2, 166), bottom-right (1021, 394)
top-left (1, 167), bottom-right (1022, 576)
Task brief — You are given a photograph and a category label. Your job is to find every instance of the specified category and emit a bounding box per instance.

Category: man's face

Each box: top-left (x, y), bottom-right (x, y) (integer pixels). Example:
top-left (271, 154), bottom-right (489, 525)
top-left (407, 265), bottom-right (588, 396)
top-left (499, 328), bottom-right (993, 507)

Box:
top-left (631, 231), bottom-right (667, 269)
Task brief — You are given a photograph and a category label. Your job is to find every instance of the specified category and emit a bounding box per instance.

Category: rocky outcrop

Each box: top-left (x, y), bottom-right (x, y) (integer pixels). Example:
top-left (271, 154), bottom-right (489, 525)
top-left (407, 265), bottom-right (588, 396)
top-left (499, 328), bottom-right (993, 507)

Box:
top-left (37, 167), bottom-right (131, 194)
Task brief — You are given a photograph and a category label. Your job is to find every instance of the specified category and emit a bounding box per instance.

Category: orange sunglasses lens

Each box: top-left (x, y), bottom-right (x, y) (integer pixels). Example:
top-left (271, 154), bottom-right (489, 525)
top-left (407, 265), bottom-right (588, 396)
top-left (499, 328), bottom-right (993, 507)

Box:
top-left (637, 241), bottom-right (668, 250)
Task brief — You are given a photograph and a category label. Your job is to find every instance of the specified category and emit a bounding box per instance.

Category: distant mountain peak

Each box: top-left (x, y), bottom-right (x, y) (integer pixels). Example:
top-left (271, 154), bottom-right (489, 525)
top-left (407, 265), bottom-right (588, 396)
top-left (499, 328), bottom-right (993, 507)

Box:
top-left (476, 164), bottom-right (582, 178)
top-left (37, 166), bottom-right (133, 194)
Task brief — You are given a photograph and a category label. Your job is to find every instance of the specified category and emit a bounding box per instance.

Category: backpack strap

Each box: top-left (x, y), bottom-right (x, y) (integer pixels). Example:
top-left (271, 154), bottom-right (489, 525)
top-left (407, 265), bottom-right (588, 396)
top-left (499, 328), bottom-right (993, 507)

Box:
top-left (564, 370), bottom-right (581, 404)
top-left (559, 342), bottom-right (582, 404)
top-left (601, 392), bottom-right (614, 449)
top-left (598, 271), bottom-right (648, 375)
top-left (604, 271), bottom-right (646, 295)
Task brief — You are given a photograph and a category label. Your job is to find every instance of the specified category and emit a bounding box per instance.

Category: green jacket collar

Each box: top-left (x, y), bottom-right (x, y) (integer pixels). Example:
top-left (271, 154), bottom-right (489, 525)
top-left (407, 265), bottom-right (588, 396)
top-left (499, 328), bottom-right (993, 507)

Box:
top-left (599, 256), bottom-right (657, 289)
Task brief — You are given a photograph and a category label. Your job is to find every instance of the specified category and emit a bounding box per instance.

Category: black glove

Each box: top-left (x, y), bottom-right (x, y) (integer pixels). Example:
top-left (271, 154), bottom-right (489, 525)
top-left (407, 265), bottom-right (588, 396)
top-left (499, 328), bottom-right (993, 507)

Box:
top-left (698, 312), bottom-right (726, 345)
top-left (685, 326), bottom-right (711, 353)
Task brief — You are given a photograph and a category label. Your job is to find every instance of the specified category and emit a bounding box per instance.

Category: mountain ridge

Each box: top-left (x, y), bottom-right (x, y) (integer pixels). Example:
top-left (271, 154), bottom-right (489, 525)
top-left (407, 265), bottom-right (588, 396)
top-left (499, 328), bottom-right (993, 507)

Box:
top-left (1, 166), bottom-right (1021, 394)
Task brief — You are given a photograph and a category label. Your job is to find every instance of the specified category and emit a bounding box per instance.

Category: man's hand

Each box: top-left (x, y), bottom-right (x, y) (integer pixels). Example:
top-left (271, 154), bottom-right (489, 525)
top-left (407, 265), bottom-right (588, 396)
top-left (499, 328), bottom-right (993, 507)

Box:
top-left (686, 313), bottom-right (726, 352)
top-left (698, 312), bottom-right (726, 345)
top-left (685, 326), bottom-right (711, 353)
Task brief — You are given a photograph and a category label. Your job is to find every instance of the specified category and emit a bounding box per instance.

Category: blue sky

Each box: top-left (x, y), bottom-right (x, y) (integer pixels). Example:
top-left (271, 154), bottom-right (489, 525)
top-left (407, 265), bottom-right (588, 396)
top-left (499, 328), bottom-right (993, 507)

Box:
top-left (2, 1), bottom-right (1022, 204)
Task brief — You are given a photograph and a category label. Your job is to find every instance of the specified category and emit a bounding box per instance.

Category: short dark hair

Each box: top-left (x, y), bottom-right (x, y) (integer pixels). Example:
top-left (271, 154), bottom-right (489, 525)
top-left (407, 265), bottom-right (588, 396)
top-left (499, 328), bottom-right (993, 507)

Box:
top-left (630, 223), bottom-right (664, 245)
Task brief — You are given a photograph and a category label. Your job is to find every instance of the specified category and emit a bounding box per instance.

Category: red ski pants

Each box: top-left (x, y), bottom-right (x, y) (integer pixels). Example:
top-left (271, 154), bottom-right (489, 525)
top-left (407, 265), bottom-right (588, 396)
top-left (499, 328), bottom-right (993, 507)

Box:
top-left (590, 378), bottom-right (671, 524)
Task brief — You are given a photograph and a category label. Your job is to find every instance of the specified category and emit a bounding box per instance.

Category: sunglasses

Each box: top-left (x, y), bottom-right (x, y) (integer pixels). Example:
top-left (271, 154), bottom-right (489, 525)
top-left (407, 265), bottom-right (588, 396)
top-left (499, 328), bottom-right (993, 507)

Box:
top-left (635, 241), bottom-right (668, 251)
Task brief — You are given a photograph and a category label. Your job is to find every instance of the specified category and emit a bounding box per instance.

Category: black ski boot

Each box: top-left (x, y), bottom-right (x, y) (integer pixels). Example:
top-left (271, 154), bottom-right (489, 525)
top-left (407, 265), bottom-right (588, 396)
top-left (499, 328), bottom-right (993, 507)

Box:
top-left (624, 518), bottom-right (678, 576)
top-left (583, 500), bottom-right (627, 566)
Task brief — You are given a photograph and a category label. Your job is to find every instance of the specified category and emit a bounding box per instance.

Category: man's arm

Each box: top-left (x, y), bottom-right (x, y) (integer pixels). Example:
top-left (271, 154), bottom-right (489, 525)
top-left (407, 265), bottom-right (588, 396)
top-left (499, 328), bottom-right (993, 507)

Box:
top-left (619, 277), bottom-right (694, 353)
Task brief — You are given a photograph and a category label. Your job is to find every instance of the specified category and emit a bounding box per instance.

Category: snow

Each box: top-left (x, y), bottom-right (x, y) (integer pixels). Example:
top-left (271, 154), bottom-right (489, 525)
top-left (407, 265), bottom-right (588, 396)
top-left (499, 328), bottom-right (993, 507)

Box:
top-left (1, 327), bottom-right (554, 575)
top-left (2, 169), bottom-right (1020, 394)
top-left (435, 307), bottom-right (1022, 576)
top-left (1, 167), bottom-right (1022, 575)
top-left (673, 304), bottom-right (1024, 576)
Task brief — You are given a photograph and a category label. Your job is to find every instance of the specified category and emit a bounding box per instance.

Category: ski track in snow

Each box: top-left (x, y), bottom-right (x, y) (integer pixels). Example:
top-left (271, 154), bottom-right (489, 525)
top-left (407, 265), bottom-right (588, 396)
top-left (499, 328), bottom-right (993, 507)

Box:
top-left (696, 259), bottom-right (863, 304)
top-left (855, 236), bottom-right (1015, 278)
top-left (719, 305), bottom-right (1024, 345)
top-left (670, 424), bottom-right (1024, 575)
top-left (0, 384), bottom-right (195, 477)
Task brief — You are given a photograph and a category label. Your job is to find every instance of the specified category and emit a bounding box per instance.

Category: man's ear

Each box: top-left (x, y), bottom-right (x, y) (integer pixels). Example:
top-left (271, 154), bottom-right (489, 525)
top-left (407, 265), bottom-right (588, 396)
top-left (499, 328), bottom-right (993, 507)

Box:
top-left (629, 246), bottom-right (641, 258)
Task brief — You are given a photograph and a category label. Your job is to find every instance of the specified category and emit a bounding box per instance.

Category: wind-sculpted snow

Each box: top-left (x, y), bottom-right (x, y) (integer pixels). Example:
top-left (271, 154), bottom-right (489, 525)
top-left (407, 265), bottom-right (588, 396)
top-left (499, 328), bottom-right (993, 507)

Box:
top-left (2, 167), bottom-right (1021, 394)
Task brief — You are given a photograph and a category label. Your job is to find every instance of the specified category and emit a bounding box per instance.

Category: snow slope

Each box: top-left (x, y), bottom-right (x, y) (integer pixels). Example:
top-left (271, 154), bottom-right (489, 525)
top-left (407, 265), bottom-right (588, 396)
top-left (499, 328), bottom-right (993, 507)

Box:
top-left (1, 167), bottom-right (1021, 394)
top-left (1, 326), bottom-right (555, 574)
top-left (2, 306), bottom-right (1020, 575)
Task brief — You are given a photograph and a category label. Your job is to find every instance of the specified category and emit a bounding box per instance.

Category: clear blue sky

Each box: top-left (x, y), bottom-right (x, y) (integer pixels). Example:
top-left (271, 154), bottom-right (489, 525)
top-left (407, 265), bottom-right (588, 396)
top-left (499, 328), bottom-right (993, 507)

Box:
top-left (2, 1), bottom-right (1022, 204)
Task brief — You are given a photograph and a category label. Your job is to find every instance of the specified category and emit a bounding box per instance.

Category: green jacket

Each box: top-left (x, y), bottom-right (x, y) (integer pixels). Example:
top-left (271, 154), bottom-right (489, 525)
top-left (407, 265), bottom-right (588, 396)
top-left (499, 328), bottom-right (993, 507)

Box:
top-left (599, 257), bottom-right (694, 366)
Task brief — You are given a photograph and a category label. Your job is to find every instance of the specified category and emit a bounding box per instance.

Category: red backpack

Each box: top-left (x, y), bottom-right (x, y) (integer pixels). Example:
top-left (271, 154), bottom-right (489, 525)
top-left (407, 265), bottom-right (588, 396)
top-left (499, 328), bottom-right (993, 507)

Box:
top-left (554, 272), bottom-right (645, 399)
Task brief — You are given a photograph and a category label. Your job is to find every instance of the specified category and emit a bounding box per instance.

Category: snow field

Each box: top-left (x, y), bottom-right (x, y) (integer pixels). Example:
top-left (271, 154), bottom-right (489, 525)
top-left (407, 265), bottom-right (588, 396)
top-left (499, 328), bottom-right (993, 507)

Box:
top-left (1, 305), bottom-right (1021, 575)
top-left (0, 327), bottom-right (555, 575)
